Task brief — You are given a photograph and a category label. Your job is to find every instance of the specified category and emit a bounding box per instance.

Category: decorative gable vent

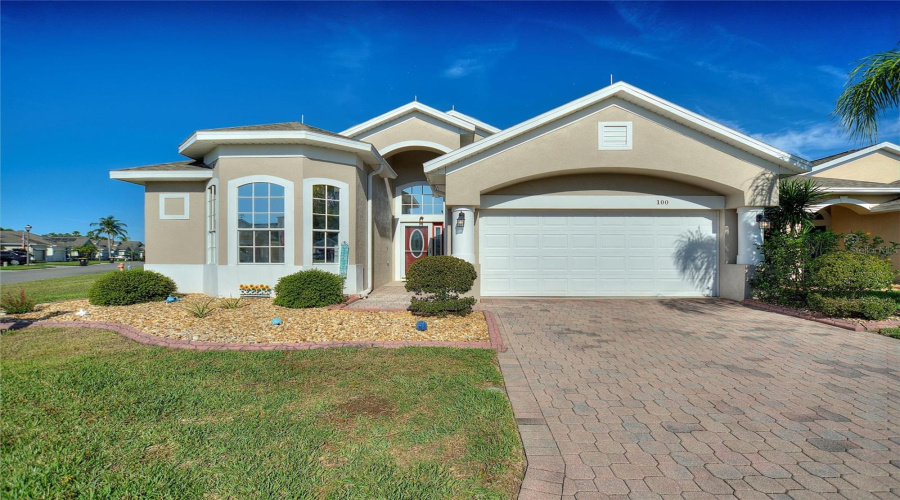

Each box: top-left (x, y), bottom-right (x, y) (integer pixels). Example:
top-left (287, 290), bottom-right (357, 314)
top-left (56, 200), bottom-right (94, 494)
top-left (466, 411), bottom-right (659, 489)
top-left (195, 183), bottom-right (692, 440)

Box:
top-left (598, 122), bottom-right (633, 150)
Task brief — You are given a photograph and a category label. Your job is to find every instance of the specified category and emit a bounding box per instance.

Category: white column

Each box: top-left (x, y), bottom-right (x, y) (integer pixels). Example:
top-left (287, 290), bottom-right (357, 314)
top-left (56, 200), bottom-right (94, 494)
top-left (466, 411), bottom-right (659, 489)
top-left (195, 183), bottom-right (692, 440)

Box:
top-left (736, 207), bottom-right (765, 265)
top-left (450, 206), bottom-right (475, 264)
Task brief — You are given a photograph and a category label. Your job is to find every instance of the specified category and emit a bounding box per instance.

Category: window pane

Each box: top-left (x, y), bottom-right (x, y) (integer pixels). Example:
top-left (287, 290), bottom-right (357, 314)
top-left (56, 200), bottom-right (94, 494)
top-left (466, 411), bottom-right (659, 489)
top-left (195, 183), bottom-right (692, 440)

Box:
top-left (313, 231), bottom-right (325, 247)
top-left (402, 193), bottom-right (413, 205)
top-left (255, 247), bottom-right (269, 263)
top-left (326, 186), bottom-right (339, 201)
top-left (270, 231), bottom-right (284, 246)
top-left (269, 214), bottom-right (285, 228)
top-left (327, 215), bottom-right (340, 230)
top-left (238, 184), bottom-right (253, 197)
top-left (313, 199), bottom-right (326, 215)
top-left (313, 185), bottom-right (326, 198)
top-left (326, 232), bottom-right (339, 247)
top-left (410, 204), bottom-right (423, 215)
top-left (254, 198), bottom-right (268, 213)
top-left (239, 247), bottom-right (254, 263)
top-left (239, 231), bottom-right (253, 246)
top-left (422, 185), bottom-right (432, 195)
top-left (313, 247), bottom-right (325, 264)
top-left (270, 198), bottom-right (284, 212)
top-left (325, 248), bottom-right (336, 263)
top-left (270, 247), bottom-right (284, 263)
top-left (270, 184), bottom-right (284, 197)
top-left (238, 214), bottom-right (252, 228)
top-left (313, 215), bottom-right (326, 229)
top-left (253, 214), bottom-right (268, 228)
top-left (253, 183), bottom-right (268, 196)
top-left (327, 200), bottom-right (339, 215)
top-left (402, 205), bottom-right (412, 215)
top-left (238, 198), bottom-right (252, 212)
top-left (255, 231), bottom-right (269, 246)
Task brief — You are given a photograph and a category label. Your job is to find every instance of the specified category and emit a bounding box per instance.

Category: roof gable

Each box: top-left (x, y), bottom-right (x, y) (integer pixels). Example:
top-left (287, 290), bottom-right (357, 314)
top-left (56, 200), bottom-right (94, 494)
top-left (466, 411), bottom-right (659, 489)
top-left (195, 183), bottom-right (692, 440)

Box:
top-left (806, 142), bottom-right (900, 173)
top-left (340, 101), bottom-right (476, 138)
top-left (424, 82), bottom-right (809, 175)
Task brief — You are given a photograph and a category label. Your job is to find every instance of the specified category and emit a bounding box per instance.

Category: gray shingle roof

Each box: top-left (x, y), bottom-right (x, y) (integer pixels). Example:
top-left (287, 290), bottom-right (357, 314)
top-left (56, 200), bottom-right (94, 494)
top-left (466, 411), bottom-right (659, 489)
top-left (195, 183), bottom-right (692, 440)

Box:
top-left (0, 231), bottom-right (53, 246)
top-left (199, 121), bottom-right (347, 139)
top-left (811, 147), bottom-right (869, 166)
top-left (117, 160), bottom-right (211, 172)
top-left (790, 175), bottom-right (900, 189)
top-left (872, 197), bottom-right (900, 212)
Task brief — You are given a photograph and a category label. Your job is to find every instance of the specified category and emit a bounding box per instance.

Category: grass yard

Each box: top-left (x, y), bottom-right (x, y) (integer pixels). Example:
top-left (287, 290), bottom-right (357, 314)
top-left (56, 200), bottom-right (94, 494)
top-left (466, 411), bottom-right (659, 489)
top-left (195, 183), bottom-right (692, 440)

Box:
top-left (1, 327), bottom-right (524, 499)
top-left (1, 272), bottom-right (111, 303)
top-left (0, 261), bottom-right (106, 271)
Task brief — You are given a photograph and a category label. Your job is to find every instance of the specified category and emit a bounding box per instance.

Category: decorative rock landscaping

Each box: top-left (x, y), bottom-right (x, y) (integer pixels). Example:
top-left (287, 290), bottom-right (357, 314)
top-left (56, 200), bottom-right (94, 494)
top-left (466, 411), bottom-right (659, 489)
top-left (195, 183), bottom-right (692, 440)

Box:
top-left (5, 295), bottom-right (490, 344)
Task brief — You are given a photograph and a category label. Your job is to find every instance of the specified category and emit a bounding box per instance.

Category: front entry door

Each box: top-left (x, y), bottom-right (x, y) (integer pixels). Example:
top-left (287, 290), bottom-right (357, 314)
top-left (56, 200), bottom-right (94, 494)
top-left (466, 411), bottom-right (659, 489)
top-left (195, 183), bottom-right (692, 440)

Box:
top-left (405, 225), bottom-right (428, 273)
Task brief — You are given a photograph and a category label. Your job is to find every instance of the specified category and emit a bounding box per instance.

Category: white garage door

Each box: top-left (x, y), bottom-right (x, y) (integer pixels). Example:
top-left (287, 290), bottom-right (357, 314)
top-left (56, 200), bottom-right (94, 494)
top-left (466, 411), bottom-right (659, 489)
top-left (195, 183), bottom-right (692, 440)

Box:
top-left (479, 210), bottom-right (718, 297)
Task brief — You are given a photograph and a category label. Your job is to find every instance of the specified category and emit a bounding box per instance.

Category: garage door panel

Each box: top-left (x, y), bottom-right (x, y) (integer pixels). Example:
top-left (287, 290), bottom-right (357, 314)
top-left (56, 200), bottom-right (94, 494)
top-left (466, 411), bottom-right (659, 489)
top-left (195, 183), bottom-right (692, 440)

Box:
top-left (480, 210), bottom-right (718, 297)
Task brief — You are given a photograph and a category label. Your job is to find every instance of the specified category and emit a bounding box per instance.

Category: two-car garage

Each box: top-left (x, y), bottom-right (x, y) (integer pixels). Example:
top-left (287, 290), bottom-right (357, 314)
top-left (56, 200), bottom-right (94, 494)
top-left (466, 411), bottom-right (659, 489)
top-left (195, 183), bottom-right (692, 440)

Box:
top-left (479, 210), bottom-right (718, 297)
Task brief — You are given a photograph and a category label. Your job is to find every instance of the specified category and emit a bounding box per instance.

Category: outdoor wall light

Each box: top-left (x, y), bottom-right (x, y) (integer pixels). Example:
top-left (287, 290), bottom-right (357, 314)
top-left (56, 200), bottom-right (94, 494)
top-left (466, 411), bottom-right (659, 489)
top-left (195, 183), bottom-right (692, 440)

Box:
top-left (756, 213), bottom-right (770, 230)
top-left (418, 216), bottom-right (424, 226)
top-left (456, 212), bottom-right (466, 228)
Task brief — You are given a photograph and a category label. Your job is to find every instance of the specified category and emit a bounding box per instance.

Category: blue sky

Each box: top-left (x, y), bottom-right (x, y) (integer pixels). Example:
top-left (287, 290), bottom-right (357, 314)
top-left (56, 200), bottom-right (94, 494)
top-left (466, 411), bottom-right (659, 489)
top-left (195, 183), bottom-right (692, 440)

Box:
top-left (2, 1), bottom-right (897, 241)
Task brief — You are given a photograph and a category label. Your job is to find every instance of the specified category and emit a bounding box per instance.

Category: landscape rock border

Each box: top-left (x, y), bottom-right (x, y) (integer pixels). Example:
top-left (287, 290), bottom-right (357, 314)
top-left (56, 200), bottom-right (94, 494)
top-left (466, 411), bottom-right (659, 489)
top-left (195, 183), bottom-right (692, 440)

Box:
top-left (0, 310), bottom-right (505, 352)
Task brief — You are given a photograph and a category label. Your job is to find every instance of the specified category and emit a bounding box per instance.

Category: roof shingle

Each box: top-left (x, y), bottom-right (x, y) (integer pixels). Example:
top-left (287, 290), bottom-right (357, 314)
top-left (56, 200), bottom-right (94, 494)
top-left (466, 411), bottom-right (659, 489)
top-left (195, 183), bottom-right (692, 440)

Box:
top-left (199, 121), bottom-right (347, 139)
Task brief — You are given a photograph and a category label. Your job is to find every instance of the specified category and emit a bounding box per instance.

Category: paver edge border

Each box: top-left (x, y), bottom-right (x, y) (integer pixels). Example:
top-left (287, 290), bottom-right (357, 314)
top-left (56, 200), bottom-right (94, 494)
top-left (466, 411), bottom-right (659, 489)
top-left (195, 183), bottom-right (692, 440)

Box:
top-left (742, 298), bottom-right (900, 332)
top-left (0, 310), bottom-right (503, 352)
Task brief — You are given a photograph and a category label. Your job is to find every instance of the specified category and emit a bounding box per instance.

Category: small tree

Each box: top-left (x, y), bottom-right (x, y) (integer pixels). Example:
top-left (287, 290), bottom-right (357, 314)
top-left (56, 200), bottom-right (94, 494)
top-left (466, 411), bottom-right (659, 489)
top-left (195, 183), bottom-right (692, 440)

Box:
top-left (74, 243), bottom-right (96, 260)
top-left (405, 256), bottom-right (477, 316)
top-left (764, 179), bottom-right (828, 236)
top-left (89, 216), bottom-right (128, 262)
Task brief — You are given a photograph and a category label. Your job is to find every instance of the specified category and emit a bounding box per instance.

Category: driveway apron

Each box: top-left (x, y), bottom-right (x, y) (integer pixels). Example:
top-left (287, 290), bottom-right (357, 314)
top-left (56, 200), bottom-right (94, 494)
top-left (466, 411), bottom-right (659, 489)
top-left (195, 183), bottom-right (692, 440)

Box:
top-left (486, 298), bottom-right (900, 499)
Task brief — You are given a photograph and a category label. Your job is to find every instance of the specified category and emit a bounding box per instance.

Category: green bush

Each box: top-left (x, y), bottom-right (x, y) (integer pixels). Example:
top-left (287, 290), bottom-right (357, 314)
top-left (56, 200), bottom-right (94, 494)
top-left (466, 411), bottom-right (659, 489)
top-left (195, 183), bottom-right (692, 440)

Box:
top-left (879, 327), bottom-right (900, 339)
top-left (812, 251), bottom-right (895, 298)
top-left (88, 270), bottom-right (177, 306)
top-left (405, 256), bottom-right (477, 316)
top-left (808, 293), bottom-right (898, 320)
top-left (751, 230), bottom-right (841, 307)
top-left (273, 269), bottom-right (345, 308)
top-left (1, 288), bottom-right (36, 314)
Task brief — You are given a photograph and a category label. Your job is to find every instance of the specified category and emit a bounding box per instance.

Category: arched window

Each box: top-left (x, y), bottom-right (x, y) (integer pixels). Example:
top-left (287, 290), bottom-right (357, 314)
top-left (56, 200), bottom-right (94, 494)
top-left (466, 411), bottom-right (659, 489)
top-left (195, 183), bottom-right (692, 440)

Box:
top-left (400, 183), bottom-right (443, 215)
top-left (237, 182), bottom-right (285, 263)
top-left (311, 184), bottom-right (340, 263)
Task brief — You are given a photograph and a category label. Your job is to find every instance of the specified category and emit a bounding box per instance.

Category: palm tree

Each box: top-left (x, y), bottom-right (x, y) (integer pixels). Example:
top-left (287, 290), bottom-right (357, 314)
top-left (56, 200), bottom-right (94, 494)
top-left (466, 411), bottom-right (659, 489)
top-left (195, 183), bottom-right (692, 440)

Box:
top-left (833, 47), bottom-right (900, 143)
top-left (90, 216), bottom-right (128, 261)
top-left (765, 178), bottom-right (828, 236)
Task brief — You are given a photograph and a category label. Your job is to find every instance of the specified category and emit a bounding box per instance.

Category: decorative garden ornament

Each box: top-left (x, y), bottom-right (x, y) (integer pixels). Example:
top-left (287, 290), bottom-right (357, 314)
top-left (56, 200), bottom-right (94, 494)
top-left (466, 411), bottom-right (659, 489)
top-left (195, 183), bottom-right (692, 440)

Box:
top-left (272, 318), bottom-right (283, 326)
top-left (416, 320), bottom-right (428, 331)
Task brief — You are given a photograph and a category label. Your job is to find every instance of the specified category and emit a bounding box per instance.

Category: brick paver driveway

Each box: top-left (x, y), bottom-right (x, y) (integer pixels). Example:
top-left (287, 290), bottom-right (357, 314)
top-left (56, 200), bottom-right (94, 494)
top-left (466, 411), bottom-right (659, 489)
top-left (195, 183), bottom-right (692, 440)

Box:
top-left (485, 298), bottom-right (900, 499)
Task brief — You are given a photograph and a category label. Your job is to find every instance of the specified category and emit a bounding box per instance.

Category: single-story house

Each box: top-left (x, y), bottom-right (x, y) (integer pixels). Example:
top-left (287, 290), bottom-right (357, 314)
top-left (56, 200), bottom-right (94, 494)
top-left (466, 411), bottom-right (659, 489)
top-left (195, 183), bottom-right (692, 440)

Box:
top-left (797, 142), bottom-right (900, 273)
top-left (110, 82), bottom-right (898, 300)
top-left (0, 231), bottom-right (54, 261)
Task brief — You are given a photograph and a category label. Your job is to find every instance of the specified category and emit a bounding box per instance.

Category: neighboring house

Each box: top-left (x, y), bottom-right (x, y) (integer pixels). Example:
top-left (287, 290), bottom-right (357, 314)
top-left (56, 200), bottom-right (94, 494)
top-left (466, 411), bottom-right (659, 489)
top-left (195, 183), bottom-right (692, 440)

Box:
top-left (0, 231), bottom-right (54, 261)
top-left (42, 236), bottom-right (96, 261)
top-left (110, 82), bottom-right (893, 300)
top-left (798, 142), bottom-right (900, 272)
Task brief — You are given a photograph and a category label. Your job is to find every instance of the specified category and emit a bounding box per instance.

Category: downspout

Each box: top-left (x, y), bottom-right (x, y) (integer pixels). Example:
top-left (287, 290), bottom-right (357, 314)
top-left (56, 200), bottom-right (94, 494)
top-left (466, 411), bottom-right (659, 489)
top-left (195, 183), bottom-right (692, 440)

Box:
top-left (359, 160), bottom-right (385, 298)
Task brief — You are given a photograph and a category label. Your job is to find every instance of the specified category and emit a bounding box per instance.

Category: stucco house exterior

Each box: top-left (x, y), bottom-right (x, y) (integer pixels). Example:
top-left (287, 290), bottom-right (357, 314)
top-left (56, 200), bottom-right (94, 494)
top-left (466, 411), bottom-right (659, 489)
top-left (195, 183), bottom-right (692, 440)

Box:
top-left (110, 82), bottom-right (899, 300)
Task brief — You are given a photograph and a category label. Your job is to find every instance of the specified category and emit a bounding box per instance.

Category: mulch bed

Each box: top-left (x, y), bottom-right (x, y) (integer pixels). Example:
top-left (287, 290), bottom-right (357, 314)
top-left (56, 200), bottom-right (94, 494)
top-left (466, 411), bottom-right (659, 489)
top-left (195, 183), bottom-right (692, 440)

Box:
top-left (2, 295), bottom-right (490, 344)
top-left (742, 298), bottom-right (900, 332)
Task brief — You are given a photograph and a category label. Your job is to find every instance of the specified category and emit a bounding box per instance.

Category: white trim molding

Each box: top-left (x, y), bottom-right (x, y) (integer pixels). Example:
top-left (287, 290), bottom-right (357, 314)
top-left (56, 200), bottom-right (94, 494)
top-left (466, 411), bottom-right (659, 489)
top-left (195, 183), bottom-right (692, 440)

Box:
top-left (481, 194), bottom-right (725, 211)
top-left (226, 175), bottom-right (295, 266)
top-left (446, 109), bottom-right (501, 135)
top-left (806, 142), bottom-right (900, 174)
top-left (341, 101), bottom-right (476, 137)
top-left (379, 140), bottom-right (454, 157)
top-left (423, 81), bottom-right (809, 175)
top-left (159, 193), bottom-right (190, 220)
top-left (109, 170), bottom-right (212, 185)
top-left (302, 178), bottom-right (350, 267)
top-left (809, 197), bottom-right (878, 213)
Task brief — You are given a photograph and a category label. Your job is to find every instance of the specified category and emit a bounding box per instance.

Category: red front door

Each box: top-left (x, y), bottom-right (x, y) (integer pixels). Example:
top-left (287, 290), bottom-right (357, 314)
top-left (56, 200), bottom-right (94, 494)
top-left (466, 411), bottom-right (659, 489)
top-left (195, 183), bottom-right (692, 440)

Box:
top-left (405, 225), bottom-right (428, 273)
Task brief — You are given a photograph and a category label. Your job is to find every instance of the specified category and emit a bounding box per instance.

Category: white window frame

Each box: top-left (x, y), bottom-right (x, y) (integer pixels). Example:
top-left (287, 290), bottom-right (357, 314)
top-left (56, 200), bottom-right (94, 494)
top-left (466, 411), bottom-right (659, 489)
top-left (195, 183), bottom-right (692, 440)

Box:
top-left (206, 180), bottom-right (218, 264)
top-left (226, 175), bottom-right (294, 266)
top-left (598, 121), bottom-right (633, 150)
top-left (159, 193), bottom-right (190, 220)
top-left (393, 181), bottom-right (445, 223)
top-left (303, 178), bottom-right (349, 268)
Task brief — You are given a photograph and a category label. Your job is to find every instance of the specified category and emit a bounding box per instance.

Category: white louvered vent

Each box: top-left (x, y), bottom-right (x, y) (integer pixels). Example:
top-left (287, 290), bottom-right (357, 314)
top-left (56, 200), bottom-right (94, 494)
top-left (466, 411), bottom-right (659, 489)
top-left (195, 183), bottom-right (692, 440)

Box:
top-left (598, 122), bottom-right (633, 150)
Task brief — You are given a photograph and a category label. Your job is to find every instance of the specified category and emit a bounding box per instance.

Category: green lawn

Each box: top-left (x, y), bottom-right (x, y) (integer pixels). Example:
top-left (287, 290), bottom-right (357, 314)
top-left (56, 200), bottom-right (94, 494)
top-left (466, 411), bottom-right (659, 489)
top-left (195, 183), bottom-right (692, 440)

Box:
top-left (0, 261), bottom-right (105, 271)
top-left (1, 327), bottom-right (524, 499)
top-left (1, 272), bottom-right (112, 303)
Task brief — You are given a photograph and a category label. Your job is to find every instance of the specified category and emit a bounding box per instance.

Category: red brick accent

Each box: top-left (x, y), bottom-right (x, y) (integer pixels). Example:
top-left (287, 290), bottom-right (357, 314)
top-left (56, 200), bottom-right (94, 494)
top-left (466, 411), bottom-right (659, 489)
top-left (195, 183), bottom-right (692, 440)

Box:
top-left (742, 299), bottom-right (900, 332)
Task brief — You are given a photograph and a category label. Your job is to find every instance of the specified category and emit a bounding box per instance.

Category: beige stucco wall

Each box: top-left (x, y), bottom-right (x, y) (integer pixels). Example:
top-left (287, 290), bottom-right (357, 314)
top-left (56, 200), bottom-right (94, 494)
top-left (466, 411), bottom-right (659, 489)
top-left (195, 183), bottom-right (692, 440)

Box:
top-left (144, 182), bottom-right (206, 265)
top-left (488, 173), bottom-right (720, 197)
top-left (354, 114), bottom-right (463, 153)
top-left (444, 98), bottom-right (785, 208)
top-left (830, 205), bottom-right (900, 272)
top-left (372, 176), bottom-right (394, 287)
top-left (812, 151), bottom-right (900, 184)
top-left (387, 150), bottom-right (441, 188)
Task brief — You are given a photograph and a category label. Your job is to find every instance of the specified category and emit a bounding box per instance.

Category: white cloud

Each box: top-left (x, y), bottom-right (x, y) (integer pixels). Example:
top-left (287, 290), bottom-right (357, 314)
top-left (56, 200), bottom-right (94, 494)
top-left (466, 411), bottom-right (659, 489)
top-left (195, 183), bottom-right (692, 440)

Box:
top-left (817, 65), bottom-right (848, 84)
top-left (693, 60), bottom-right (764, 85)
top-left (441, 41), bottom-right (517, 79)
top-left (755, 119), bottom-right (898, 158)
top-left (712, 25), bottom-right (766, 50)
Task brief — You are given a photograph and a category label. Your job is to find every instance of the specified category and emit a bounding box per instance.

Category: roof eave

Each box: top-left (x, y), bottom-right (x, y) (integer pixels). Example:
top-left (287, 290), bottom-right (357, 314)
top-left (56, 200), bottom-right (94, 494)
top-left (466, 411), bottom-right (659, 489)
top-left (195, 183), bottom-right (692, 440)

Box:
top-left (109, 170), bottom-right (214, 185)
top-left (340, 102), bottom-right (477, 138)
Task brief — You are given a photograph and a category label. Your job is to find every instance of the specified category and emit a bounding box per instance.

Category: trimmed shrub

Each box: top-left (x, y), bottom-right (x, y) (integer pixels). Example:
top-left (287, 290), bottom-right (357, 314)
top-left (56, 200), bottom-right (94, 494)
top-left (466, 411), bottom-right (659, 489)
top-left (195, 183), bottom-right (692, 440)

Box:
top-left (88, 270), bottom-right (176, 306)
top-left (750, 231), bottom-right (840, 307)
top-left (405, 256), bottom-right (477, 316)
top-left (812, 251), bottom-right (895, 298)
top-left (808, 293), bottom-right (897, 321)
top-left (1, 289), bottom-right (36, 314)
top-left (273, 269), bottom-right (345, 308)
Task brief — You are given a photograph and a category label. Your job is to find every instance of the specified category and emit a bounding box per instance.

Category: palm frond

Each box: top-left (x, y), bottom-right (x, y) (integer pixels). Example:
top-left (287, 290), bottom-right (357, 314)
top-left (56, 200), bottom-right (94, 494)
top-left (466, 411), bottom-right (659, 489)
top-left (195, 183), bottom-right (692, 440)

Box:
top-left (833, 48), bottom-right (900, 143)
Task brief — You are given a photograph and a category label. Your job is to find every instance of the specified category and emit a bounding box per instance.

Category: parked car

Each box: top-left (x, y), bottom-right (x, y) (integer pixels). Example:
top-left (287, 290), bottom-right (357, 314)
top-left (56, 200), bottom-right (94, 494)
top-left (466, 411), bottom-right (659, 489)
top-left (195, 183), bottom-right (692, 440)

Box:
top-left (1, 249), bottom-right (27, 265)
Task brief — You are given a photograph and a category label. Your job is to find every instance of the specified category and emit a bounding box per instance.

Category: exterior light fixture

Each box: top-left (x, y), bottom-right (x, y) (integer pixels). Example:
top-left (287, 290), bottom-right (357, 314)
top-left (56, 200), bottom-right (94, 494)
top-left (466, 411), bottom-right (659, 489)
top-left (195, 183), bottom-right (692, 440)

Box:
top-left (24, 225), bottom-right (32, 266)
top-left (756, 213), bottom-right (770, 230)
top-left (456, 212), bottom-right (465, 228)
top-left (418, 216), bottom-right (424, 226)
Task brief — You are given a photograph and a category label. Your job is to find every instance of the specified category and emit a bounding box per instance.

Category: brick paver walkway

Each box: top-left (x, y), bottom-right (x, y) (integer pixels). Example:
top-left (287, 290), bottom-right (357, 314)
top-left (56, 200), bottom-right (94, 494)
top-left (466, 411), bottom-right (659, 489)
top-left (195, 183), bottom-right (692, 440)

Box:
top-left (485, 298), bottom-right (900, 499)
top-left (346, 282), bottom-right (412, 310)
